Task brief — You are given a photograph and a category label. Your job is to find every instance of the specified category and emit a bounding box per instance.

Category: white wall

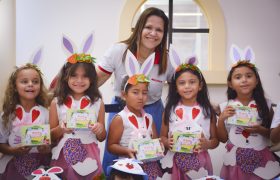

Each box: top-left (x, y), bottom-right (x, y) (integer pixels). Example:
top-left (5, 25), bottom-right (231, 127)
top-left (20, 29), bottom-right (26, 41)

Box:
top-left (7, 0), bottom-right (280, 176)
top-left (0, 0), bottom-right (15, 110)
top-left (16, 0), bottom-right (125, 104)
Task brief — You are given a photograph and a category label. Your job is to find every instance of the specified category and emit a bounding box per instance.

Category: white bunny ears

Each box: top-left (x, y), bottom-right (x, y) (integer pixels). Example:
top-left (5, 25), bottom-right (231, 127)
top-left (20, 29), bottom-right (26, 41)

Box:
top-left (62, 32), bottom-right (95, 64)
top-left (32, 166), bottom-right (63, 180)
top-left (124, 50), bottom-right (155, 87)
top-left (230, 44), bottom-right (255, 67)
top-left (169, 44), bottom-right (200, 73)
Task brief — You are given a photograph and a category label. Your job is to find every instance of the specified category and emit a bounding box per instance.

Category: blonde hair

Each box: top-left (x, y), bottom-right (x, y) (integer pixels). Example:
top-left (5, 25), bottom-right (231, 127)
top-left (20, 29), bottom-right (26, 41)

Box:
top-left (2, 63), bottom-right (49, 127)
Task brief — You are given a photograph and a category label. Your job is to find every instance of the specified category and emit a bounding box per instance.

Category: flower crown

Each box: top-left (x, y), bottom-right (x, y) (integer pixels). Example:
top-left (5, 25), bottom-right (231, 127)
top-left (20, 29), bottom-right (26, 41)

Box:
top-left (67, 53), bottom-right (96, 64)
top-left (124, 50), bottom-right (155, 90)
top-left (176, 63), bottom-right (201, 74)
top-left (230, 44), bottom-right (256, 70)
top-left (127, 74), bottom-right (150, 85)
top-left (232, 60), bottom-right (256, 70)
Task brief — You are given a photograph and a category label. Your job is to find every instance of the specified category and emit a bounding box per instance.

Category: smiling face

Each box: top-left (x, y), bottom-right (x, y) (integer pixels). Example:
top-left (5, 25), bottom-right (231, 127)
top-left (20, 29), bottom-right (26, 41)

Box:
top-left (16, 68), bottom-right (41, 104)
top-left (176, 71), bottom-right (202, 105)
top-left (229, 66), bottom-right (258, 98)
top-left (68, 66), bottom-right (90, 100)
top-left (140, 15), bottom-right (164, 52)
top-left (123, 83), bottom-right (149, 116)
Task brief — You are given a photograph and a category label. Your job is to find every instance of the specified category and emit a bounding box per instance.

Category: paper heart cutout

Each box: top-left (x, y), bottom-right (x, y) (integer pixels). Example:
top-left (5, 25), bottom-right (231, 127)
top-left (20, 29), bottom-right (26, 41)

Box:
top-left (80, 98), bottom-right (90, 109)
top-left (126, 163), bottom-right (134, 169)
top-left (145, 116), bottom-right (149, 128)
top-left (128, 115), bottom-right (138, 128)
top-left (16, 107), bottom-right (23, 120)
top-left (64, 96), bottom-right (72, 108)
top-left (192, 108), bottom-right (200, 119)
top-left (250, 104), bottom-right (257, 109)
top-left (242, 130), bottom-right (250, 139)
top-left (32, 109), bottom-right (40, 122)
top-left (175, 108), bottom-right (183, 120)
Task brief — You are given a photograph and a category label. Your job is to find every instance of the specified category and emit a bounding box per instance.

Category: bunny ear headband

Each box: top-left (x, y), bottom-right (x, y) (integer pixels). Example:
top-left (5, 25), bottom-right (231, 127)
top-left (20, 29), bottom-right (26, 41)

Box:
top-left (62, 32), bottom-right (96, 64)
top-left (15, 48), bottom-right (43, 75)
top-left (107, 158), bottom-right (148, 180)
top-left (169, 44), bottom-right (201, 76)
top-left (124, 50), bottom-right (155, 90)
top-left (230, 44), bottom-right (256, 69)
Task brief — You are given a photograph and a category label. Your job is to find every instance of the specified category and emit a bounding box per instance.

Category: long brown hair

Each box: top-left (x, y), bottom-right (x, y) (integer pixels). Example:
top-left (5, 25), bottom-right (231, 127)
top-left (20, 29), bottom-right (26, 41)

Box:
top-left (2, 63), bottom-right (49, 127)
top-left (122, 7), bottom-right (169, 75)
top-left (54, 62), bottom-right (102, 105)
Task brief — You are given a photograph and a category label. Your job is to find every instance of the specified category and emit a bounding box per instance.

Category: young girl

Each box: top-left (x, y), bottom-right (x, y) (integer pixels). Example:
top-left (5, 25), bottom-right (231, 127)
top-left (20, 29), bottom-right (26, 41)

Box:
top-left (217, 44), bottom-right (280, 179)
top-left (0, 62), bottom-right (51, 179)
top-left (49, 34), bottom-right (106, 179)
top-left (160, 46), bottom-right (218, 180)
top-left (107, 50), bottom-right (162, 179)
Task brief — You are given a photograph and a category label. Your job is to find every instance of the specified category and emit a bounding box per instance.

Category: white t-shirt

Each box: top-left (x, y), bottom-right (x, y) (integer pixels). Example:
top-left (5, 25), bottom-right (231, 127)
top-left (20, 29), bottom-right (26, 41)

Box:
top-left (271, 102), bottom-right (280, 129)
top-left (97, 43), bottom-right (174, 104)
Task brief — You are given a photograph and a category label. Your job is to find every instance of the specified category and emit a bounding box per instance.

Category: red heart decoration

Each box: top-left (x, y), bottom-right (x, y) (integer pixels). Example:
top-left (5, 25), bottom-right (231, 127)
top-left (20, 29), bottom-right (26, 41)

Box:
top-left (126, 163), bottom-right (134, 169)
top-left (128, 115), bottom-right (138, 128)
top-left (64, 96), bottom-right (72, 108)
top-left (32, 109), bottom-right (40, 122)
top-left (192, 108), bottom-right (200, 119)
top-left (175, 108), bottom-right (183, 120)
top-left (242, 130), bottom-right (250, 139)
top-left (250, 104), bottom-right (257, 109)
top-left (16, 107), bottom-right (23, 120)
top-left (145, 116), bottom-right (149, 128)
top-left (80, 98), bottom-right (90, 109)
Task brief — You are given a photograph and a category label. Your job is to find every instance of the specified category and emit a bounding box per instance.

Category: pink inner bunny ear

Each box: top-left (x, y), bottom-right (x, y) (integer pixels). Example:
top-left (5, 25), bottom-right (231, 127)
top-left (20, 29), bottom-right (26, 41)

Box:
top-left (125, 50), bottom-right (140, 77)
top-left (233, 47), bottom-right (241, 61)
top-left (244, 47), bottom-right (254, 61)
top-left (47, 167), bottom-right (63, 174)
top-left (83, 33), bottom-right (93, 53)
top-left (187, 56), bottom-right (197, 65)
top-left (63, 36), bottom-right (74, 54)
top-left (230, 44), bottom-right (242, 63)
top-left (171, 48), bottom-right (181, 66)
top-left (32, 48), bottom-right (42, 65)
top-left (140, 52), bottom-right (155, 75)
top-left (129, 57), bottom-right (136, 74)
top-left (32, 169), bottom-right (44, 175)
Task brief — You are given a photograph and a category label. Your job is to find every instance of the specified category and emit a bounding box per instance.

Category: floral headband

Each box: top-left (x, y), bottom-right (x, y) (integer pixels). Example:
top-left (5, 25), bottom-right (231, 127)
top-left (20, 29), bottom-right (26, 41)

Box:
top-left (230, 44), bottom-right (256, 70)
top-left (62, 32), bottom-right (95, 64)
top-left (67, 53), bottom-right (96, 64)
top-left (124, 50), bottom-right (155, 90)
top-left (176, 63), bottom-right (201, 74)
top-left (14, 48), bottom-right (44, 77)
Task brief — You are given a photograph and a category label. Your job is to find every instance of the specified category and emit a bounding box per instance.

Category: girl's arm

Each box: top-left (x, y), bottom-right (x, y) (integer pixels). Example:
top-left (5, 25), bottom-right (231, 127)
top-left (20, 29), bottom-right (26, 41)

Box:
top-left (200, 116), bottom-right (219, 150)
top-left (0, 143), bottom-right (31, 156)
top-left (151, 122), bottom-right (158, 139)
top-left (217, 106), bottom-right (235, 143)
top-left (90, 100), bottom-right (106, 142)
top-left (49, 100), bottom-right (65, 142)
top-left (96, 68), bottom-right (111, 87)
top-left (271, 125), bottom-right (280, 143)
top-left (160, 113), bottom-right (173, 150)
top-left (107, 115), bottom-right (136, 158)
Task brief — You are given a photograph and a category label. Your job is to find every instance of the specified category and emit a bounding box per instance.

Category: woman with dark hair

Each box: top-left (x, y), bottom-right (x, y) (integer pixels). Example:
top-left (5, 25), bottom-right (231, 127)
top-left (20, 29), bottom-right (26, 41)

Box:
top-left (97, 7), bottom-right (174, 174)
